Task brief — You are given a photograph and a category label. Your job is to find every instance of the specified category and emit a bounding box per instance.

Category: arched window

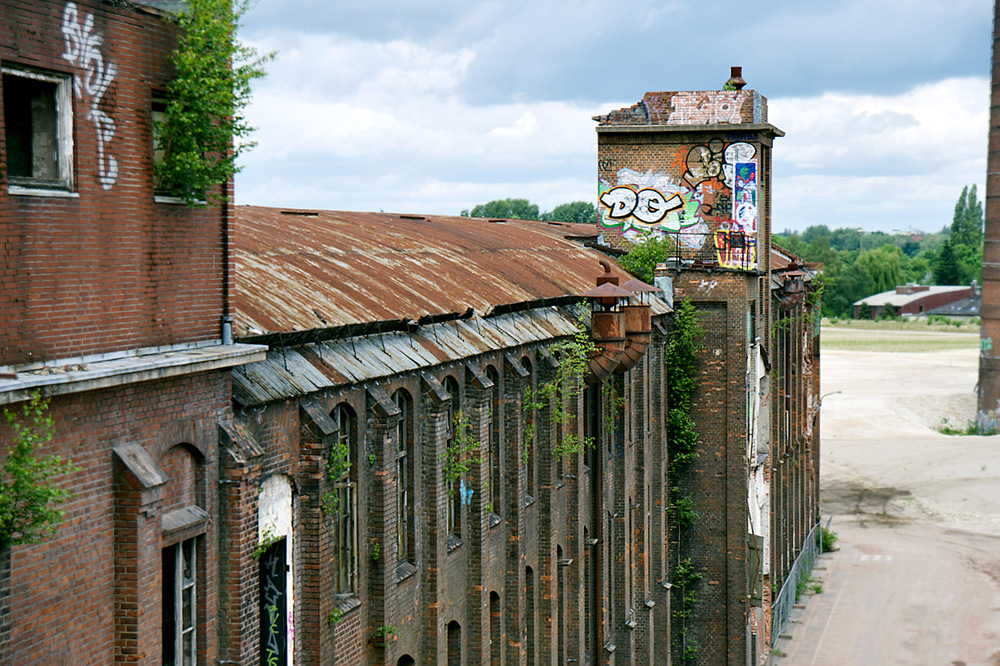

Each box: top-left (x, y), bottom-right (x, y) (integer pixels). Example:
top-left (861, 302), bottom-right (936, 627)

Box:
top-left (486, 365), bottom-right (501, 516)
top-left (490, 591), bottom-right (501, 666)
top-left (447, 621), bottom-right (461, 666)
top-left (522, 356), bottom-right (535, 500)
top-left (331, 403), bottom-right (357, 594)
top-left (526, 566), bottom-right (535, 666)
top-left (444, 376), bottom-right (461, 540)
top-left (394, 389), bottom-right (415, 567)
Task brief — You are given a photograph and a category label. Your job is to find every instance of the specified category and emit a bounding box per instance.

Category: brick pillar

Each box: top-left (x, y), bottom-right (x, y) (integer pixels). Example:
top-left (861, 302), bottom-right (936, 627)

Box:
top-left (503, 354), bottom-right (530, 666)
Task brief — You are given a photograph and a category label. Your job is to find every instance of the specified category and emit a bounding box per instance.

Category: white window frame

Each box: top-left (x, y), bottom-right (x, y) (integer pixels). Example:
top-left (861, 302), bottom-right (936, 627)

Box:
top-left (3, 65), bottom-right (75, 194)
top-left (165, 538), bottom-right (197, 666)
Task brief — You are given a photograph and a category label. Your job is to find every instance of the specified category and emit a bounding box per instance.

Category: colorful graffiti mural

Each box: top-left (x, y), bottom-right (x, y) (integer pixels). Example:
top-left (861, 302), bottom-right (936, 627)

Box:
top-left (598, 141), bottom-right (759, 268)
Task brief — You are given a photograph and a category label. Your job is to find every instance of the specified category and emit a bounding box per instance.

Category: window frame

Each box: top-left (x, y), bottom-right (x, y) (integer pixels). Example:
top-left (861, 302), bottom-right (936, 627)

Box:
top-left (163, 537), bottom-right (198, 666)
top-left (394, 389), bottom-right (415, 569)
top-left (444, 376), bottom-right (462, 543)
top-left (331, 403), bottom-right (358, 595)
top-left (2, 65), bottom-right (74, 194)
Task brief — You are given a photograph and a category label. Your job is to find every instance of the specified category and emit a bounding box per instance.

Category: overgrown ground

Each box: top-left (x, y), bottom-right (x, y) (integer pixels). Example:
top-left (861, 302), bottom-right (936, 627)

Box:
top-left (821, 318), bottom-right (979, 352)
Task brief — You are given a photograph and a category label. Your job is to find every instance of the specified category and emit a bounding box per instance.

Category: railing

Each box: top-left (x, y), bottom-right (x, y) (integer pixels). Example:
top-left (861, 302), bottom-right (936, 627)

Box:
top-left (641, 228), bottom-right (759, 272)
top-left (771, 521), bottom-right (821, 639)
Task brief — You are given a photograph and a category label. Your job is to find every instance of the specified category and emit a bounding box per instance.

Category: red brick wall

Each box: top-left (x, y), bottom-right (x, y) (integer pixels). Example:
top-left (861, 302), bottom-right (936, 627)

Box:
top-left (672, 271), bottom-right (756, 665)
top-left (0, 369), bottom-right (230, 664)
top-left (0, 0), bottom-right (227, 366)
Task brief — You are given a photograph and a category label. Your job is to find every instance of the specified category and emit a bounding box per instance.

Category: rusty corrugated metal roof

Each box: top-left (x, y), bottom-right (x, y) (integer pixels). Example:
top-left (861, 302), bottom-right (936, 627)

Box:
top-left (232, 308), bottom-right (584, 406)
top-left (234, 206), bottom-right (630, 336)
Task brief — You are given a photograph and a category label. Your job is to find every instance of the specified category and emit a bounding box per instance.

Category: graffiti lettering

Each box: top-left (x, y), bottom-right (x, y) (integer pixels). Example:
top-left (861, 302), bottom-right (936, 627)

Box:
top-left (598, 158), bottom-right (614, 172)
top-left (260, 544), bottom-right (287, 666)
top-left (600, 186), bottom-right (683, 225)
top-left (61, 2), bottom-right (117, 189)
top-left (668, 91), bottom-right (744, 125)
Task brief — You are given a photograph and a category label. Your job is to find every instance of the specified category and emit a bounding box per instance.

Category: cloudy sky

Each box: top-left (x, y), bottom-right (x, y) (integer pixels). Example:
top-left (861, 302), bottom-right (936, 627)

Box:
top-left (236, 0), bottom-right (992, 234)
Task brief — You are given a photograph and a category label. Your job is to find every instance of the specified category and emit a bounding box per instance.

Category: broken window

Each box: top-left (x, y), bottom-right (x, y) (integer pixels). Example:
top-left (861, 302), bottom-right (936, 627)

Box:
top-left (3, 66), bottom-right (73, 191)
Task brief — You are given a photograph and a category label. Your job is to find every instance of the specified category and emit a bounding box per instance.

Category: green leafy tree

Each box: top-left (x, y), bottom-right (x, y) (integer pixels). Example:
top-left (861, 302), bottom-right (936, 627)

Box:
top-left (856, 245), bottom-right (902, 294)
top-left (461, 198), bottom-right (540, 220)
top-left (544, 201), bottom-right (599, 225)
top-left (617, 234), bottom-right (674, 283)
top-left (951, 185), bottom-right (983, 249)
top-left (1, 393), bottom-right (78, 548)
top-left (155, 0), bottom-right (273, 205)
top-left (934, 239), bottom-right (962, 285)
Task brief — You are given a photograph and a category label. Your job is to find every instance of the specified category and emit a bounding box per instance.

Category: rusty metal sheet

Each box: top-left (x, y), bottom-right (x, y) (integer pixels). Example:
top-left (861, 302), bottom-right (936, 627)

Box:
top-left (233, 206), bottom-right (635, 336)
top-left (232, 308), bottom-right (581, 406)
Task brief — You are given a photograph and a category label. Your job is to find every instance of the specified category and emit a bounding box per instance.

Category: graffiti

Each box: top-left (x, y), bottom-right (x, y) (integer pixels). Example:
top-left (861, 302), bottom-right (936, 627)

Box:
top-left (668, 91), bottom-right (745, 125)
top-left (714, 221), bottom-right (756, 269)
top-left (723, 143), bottom-right (756, 190)
top-left (61, 2), bottom-right (117, 189)
top-left (260, 542), bottom-right (287, 666)
top-left (685, 142), bottom-right (723, 187)
top-left (697, 279), bottom-right (718, 294)
top-left (982, 337), bottom-right (993, 355)
top-left (598, 142), bottom-right (759, 269)
top-left (598, 158), bottom-right (614, 173)
top-left (459, 479), bottom-right (474, 506)
top-left (600, 185), bottom-right (683, 224)
top-left (732, 161), bottom-right (758, 233)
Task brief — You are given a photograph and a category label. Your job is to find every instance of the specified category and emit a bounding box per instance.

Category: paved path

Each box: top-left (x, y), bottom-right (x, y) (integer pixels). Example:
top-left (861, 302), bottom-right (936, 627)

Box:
top-left (772, 337), bottom-right (1000, 666)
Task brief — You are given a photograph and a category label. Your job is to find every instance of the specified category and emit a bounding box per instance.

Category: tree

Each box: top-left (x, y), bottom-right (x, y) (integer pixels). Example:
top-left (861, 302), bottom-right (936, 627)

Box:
top-left (0, 393), bottom-right (77, 548)
top-left (461, 199), bottom-right (540, 220)
top-left (155, 0), bottom-right (273, 206)
top-left (617, 234), bottom-right (674, 283)
top-left (951, 184), bottom-right (983, 249)
top-left (545, 201), bottom-right (599, 225)
top-left (934, 239), bottom-right (962, 285)
top-left (856, 245), bottom-right (902, 294)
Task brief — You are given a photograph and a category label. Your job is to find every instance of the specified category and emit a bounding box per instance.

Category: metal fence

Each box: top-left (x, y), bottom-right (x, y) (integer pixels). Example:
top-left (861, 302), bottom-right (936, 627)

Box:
top-left (770, 521), bottom-right (821, 639)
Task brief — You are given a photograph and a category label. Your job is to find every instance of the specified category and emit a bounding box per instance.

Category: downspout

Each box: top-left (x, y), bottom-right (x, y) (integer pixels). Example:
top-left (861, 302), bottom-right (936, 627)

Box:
top-left (221, 174), bottom-right (233, 344)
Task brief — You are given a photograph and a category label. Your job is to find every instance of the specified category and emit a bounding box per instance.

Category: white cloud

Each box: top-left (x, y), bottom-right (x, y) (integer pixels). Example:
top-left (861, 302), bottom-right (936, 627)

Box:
top-left (237, 27), bottom-right (989, 235)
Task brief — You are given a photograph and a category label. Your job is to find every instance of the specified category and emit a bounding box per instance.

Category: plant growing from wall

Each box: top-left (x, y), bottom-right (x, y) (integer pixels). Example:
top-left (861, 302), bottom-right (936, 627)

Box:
top-left (155, 0), bottom-right (273, 205)
top-left (320, 434), bottom-right (350, 515)
top-left (252, 526), bottom-right (280, 559)
top-left (524, 327), bottom-right (597, 460)
top-left (441, 411), bottom-right (483, 497)
top-left (672, 557), bottom-right (703, 663)
top-left (0, 392), bottom-right (78, 549)
top-left (666, 299), bottom-right (704, 663)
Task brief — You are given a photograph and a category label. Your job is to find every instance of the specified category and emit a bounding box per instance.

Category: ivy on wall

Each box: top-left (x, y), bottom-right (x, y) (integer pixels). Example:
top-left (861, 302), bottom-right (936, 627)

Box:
top-left (667, 298), bottom-right (704, 663)
top-left (155, 0), bottom-right (273, 205)
top-left (525, 327), bottom-right (598, 460)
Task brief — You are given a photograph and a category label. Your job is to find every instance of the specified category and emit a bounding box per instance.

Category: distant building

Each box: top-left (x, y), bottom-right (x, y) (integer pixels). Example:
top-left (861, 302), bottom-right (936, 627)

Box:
top-left (853, 284), bottom-right (976, 319)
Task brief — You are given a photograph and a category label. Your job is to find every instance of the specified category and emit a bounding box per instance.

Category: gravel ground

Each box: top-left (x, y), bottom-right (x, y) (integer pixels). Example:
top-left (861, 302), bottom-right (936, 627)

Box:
top-left (773, 327), bottom-right (1000, 666)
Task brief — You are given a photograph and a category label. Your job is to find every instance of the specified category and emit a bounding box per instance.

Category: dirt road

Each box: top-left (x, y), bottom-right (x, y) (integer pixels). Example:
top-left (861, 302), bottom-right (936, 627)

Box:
top-left (774, 327), bottom-right (1000, 666)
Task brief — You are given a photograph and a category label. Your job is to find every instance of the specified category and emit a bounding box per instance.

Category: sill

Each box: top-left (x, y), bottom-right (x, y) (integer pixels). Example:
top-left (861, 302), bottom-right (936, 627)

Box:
top-left (154, 194), bottom-right (205, 205)
top-left (488, 512), bottom-right (502, 529)
top-left (395, 560), bottom-right (417, 584)
top-left (524, 493), bottom-right (535, 508)
top-left (332, 594), bottom-right (361, 615)
top-left (447, 535), bottom-right (462, 552)
top-left (8, 185), bottom-right (78, 198)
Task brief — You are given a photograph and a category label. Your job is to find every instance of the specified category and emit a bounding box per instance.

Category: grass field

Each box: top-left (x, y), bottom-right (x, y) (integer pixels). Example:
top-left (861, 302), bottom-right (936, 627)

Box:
top-left (821, 319), bottom-right (979, 353)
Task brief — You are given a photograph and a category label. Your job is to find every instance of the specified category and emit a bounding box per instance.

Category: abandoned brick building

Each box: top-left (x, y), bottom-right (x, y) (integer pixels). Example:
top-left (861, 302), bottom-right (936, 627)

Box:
top-left (0, 1), bottom-right (265, 663)
top-left (0, 2), bottom-right (820, 663)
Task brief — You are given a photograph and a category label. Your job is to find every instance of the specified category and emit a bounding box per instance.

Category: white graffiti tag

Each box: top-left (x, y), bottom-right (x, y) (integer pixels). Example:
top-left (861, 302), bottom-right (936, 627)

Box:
top-left (599, 186), bottom-right (683, 225)
top-left (62, 2), bottom-right (117, 189)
